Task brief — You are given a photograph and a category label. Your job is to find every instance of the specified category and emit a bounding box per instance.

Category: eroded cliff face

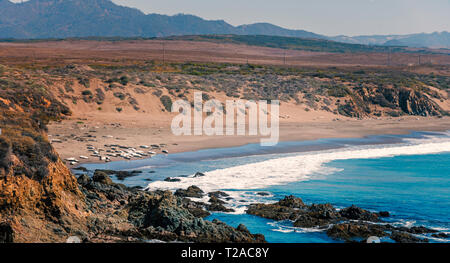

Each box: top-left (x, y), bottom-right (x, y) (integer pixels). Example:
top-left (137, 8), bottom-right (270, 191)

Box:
top-left (342, 84), bottom-right (446, 118)
top-left (0, 156), bottom-right (87, 242)
top-left (0, 75), bottom-right (88, 242)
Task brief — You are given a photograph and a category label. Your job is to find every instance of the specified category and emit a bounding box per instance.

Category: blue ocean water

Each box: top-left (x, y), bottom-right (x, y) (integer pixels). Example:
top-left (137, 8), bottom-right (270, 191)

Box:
top-left (208, 153), bottom-right (450, 243)
top-left (80, 131), bottom-right (450, 243)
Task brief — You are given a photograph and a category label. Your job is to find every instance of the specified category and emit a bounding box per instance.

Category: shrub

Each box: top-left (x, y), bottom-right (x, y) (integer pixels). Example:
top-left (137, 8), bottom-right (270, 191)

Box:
top-left (113, 92), bottom-right (126, 100)
top-left (160, 95), bottom-right (173, 112)
top-left (386, 110), bottom-right (402, 117)
top-left (152, 89), bottom-right (163, 97)
top-left (328, 86), bottom-right (350, 97)
top-left (78, 77), bottom-right (90, 88)
top-left (81, 90), bottom-right (92, 96)
top-left (64, 81), bottom-right (74, 93)
top-left (119, 76), bottom-right (129, 86)
top-left (95, 88), bottom-right (105, 104)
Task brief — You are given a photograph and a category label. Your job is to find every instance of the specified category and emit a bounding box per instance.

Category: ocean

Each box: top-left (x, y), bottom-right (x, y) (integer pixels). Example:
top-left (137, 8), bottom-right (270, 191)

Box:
top-left (81, 131), bottom-right (450, 243)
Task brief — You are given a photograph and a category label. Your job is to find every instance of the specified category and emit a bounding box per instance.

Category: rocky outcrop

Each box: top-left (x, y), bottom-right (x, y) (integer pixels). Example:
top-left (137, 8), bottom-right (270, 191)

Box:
top-left (93, 169), bottom-right (143, 181)
top-left (0, 78), bottom-right (88, 242)
top-left (367, 86), bottom-right (444, 117)
top-left (75, 175), bottom-right (265, 243)
top-left (174, 186), bottom-right (235, 213)
top-left (206, 196), bottom-right (235, 213)
top-left (247, 196), bottom-right (307, 221)
top-left (0, 222), bottom-right (14, 243)
top-left (247, 195), bottom-right (445, 243)
top-left (293, 204), bottom-right (341, 228)
top-left (126, 190), bottom-right (263, 243)
top-left (174, 185), bottom-right (204, 198)
top-left (339, 205), bottom-right (380, 222)
top-left (390, 231), bottom-right (429, 243)
top-left (327, 222), bottom-right (388, 241)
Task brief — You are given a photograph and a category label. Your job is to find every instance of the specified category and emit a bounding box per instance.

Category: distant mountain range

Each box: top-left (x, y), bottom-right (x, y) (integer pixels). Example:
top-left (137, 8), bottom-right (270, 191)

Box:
top-left (330, 32), bottom-right (450, 49)
top-left (0, 0), bottom-right (449, 49)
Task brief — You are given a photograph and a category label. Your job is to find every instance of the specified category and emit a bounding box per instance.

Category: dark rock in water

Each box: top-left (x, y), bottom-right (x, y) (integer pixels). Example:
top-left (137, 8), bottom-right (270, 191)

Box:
top-left (293, 204), bottom-right (340, 228)
top-left (397, 226), bottom-right (438, 234)
top-left (92, 171), bottom-right (113, 185)
top-left (0, 222), bottom-right (14, 243)
top-left (73, 166), bottom-right (88, 172)
top-left (208, 191), bottom-right (229, 198)
top-left (378, 211), bottom-right (390, 217)
top-left (339, 205), bottom-right (380, 222)
top-left (247, 203), bottom-right (299, 221)
top-left (327, 222), bottom-right (388, 241)
top-left (237, 224), bottom-right (250, 234)
top-left (410, 226), bottom-right (438, 234)
top-left (206, 203), bottom-right (235, 213)
top-left (94, 169), bottom-right (142, 181)
top-left (277, 195), bottom-right (306, 208)
top-left (309, 204), bottom-right (340, 219)
top-left (175, 186), bottom-right (204, 198)
top-left (209, 196), bottom-right (226, 205)
top-left (247, 195), bottom-right (445, 244)
top-left (193, 172), bottom-right (205, 178)
top-left (206, 196), bottom-right (234, 212)
top-left (256, 192), bottom-right (270, 196)
top-left (128, 191), bottom-right (264, 243)
top-left (77, 174), bottom-right (91, 186)
top-left (432, 233), bottom-right (449, 238)
top-left (164, 177), bottom-right (181, 182)
top-left (247, 196), bottom-right (332, 223)
top-left (148, 171), bottom-right (156, 174)
top-left (293, 215), bottom-right (332, 228)
top-left (390, 231), bottom-right (429, 243)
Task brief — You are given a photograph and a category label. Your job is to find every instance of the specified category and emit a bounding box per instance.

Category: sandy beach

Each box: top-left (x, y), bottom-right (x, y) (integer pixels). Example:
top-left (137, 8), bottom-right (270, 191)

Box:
top-left (48, 115), bottom-right (450, 165)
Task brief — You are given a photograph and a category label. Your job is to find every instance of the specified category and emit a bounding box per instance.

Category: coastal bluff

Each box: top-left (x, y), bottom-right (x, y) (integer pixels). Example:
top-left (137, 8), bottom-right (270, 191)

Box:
top-left (0, 74), bottom-right (264, 243)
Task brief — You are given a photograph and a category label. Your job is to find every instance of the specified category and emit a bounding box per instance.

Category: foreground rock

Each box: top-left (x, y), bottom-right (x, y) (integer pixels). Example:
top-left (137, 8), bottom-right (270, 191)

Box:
top-left (175, 185), bottom-right (204, 198)
top-left (94, 169), bottom-right (143, 181)
top-left (206, 196), bottom-right (235, 213)
top-left (174, 186), bottom-right (235, 213)
top-left (247, 195), bottom-right (443, 243)
top-left (327, 222), bottom-right (388, 241)
top-left (79, 177), bottom-right (264, 243)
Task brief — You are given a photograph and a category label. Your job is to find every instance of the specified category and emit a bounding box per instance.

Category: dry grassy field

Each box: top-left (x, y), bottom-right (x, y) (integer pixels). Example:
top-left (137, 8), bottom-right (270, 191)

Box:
top-left (1, 39), bottom-right (449, 71)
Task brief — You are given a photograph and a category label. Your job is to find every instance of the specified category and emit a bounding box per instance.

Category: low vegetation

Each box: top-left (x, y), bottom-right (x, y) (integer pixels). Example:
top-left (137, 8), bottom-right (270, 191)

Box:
top-left (163, 35), bottom-right (413, 54)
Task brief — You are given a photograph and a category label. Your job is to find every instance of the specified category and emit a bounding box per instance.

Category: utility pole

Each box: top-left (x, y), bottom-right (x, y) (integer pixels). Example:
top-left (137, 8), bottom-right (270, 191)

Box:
top-left (387, 48), bottom-right (391, 66)
top-left (162, 41), bottom-right (166, 65)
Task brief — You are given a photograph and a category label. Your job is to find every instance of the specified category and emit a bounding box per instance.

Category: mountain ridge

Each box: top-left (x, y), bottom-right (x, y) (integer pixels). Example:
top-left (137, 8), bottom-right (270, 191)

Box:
top-left (0, 0), bottom-right (448, 48)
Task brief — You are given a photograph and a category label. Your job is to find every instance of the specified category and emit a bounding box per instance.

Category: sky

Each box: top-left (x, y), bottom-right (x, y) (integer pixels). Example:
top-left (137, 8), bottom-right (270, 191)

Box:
top-left (10, 0), bottom-right (450, 36)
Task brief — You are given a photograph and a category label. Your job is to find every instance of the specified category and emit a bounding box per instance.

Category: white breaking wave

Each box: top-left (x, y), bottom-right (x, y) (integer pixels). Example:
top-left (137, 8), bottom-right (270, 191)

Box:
top-left (146, 138), bottom-right (450, 193)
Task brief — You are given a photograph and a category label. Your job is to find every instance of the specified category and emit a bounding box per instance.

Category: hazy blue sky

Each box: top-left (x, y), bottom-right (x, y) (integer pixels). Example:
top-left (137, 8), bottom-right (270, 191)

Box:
top-left (10, 0), bottom-right (450, 36)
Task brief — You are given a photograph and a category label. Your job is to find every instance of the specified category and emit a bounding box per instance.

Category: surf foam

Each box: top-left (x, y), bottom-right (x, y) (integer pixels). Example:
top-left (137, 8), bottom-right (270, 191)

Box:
top-left (146, 138), bottom-right (450, 193)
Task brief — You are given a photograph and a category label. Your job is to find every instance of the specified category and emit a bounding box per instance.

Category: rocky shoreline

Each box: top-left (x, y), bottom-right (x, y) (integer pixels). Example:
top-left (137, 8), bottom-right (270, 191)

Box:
top-left (71, 169), bottom-right (450, 243)
top-left (61, 173), bottom-right (266, 243)
top-left (246, 195), bottom-right (449, 243)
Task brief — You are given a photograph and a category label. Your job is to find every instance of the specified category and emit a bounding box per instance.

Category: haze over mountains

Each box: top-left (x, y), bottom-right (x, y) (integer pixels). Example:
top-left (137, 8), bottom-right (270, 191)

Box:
top-left (0, 0), bottom-right (449, 49)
